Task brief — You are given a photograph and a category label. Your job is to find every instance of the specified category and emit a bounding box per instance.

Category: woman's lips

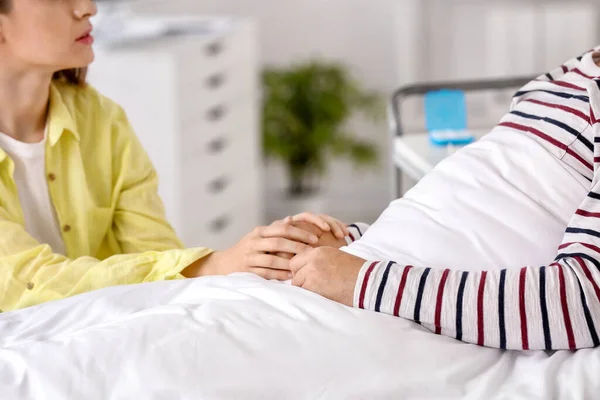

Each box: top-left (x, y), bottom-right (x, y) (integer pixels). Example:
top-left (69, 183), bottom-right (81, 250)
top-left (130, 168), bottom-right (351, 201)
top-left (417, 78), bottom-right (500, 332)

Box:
top-left (77, 33), bottom-right (94, 45)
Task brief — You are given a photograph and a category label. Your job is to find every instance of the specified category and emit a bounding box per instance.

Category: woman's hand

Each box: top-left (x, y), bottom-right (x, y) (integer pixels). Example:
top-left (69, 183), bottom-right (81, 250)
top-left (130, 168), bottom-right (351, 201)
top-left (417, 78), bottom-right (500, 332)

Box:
top-left (183, 219), bottom-right (319, 280)
top-left (274, 213), bottom-right (349, 260)
top-left (288, 212), bottom-right (349, 240)
top-left (288, 213), bottom-right (349, 250)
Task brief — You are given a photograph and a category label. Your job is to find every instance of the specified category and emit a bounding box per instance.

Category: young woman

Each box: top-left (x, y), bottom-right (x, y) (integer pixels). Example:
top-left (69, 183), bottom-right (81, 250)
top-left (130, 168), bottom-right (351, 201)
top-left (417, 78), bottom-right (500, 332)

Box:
top-left (0, 0), bottom-right (354, 312)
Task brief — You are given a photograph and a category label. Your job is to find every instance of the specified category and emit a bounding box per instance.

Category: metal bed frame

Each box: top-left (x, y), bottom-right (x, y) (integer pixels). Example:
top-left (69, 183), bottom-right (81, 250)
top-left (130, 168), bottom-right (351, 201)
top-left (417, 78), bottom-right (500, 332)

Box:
top-left (388, 75), bottom-right (539, 199)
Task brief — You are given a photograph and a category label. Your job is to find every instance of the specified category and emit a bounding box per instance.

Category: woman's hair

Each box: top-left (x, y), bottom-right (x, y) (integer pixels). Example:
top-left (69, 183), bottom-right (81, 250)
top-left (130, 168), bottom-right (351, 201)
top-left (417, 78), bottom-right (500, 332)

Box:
top-left (53, 69), bottom-right (88, 86)
top-left (0, 0), bottom-right (87, 86)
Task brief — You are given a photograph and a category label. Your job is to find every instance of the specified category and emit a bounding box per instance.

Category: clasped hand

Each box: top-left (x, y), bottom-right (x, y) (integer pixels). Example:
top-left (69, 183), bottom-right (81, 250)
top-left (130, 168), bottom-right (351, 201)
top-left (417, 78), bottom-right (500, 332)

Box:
top-left (189, 213), bottom-right (349, 280)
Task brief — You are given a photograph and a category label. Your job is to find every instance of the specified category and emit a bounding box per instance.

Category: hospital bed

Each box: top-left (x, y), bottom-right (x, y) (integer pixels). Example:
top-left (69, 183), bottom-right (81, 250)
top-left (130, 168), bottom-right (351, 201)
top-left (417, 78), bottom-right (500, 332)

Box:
top-left (389, 75), bottom-right (537, 198)
top-left (3, 72), bottom-right (600, 399)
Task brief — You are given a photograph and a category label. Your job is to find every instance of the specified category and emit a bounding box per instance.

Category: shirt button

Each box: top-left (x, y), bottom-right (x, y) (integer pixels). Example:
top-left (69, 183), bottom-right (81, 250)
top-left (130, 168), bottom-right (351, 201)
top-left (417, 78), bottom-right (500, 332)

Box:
top-left (63, 224), bottom-right (71, 233)
top-left (27, 282), bottom-right (34, 290)
top-left (48, 173), bottom-right (56, 182)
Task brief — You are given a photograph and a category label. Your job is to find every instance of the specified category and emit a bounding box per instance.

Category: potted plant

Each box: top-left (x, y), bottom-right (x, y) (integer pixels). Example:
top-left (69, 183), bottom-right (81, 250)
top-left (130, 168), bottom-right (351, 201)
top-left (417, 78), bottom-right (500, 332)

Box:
top-left (262, 61), bottom-right (383, 216)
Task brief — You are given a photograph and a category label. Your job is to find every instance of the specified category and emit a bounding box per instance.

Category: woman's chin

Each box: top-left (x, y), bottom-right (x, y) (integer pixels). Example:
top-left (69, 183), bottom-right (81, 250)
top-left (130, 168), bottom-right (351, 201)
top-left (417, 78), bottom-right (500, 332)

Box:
top-left (79, 53), bottom-right (95, 67)
top-left (67, 51), bottom-right (95, 69)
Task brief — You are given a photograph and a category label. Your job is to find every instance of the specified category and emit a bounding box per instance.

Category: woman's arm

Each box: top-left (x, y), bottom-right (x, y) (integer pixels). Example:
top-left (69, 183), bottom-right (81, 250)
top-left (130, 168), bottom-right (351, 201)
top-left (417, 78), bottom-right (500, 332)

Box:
top-left (0, 107), bottom-right (328, 310)
top-left (109, 106), bottom-right (192, 253)
top-left (0, 206), bottom-right (211, 311)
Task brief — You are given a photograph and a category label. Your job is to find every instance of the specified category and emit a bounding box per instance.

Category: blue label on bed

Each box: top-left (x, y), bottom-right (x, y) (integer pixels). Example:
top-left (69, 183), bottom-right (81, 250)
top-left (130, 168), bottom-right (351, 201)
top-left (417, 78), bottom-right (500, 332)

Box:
top-left (429, 130), bottom-right (475, 146)
top-left (424, 89), bottom-right (469, 145)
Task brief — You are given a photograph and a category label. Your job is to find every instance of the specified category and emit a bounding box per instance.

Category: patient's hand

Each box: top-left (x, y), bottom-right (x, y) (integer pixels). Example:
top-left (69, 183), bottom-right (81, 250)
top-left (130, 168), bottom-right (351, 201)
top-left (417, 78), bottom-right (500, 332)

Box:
top-left (314, 230), bottom-right (348, 249)
top-left (290, 247), bottom-right (365, 307)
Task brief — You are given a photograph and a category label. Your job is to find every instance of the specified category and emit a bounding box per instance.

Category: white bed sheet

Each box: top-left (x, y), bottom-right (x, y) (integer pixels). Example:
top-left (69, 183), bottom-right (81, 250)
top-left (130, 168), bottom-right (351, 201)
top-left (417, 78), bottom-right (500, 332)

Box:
top-left (1, 275), bottom-right (599, 400)
top-left (1, 129), bottom-right (599, 399)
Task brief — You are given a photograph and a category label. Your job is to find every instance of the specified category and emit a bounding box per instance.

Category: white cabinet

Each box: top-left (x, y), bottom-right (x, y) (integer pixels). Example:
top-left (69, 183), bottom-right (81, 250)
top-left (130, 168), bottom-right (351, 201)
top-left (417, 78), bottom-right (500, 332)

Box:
top-left (87, 18), bottom-right (262, 250)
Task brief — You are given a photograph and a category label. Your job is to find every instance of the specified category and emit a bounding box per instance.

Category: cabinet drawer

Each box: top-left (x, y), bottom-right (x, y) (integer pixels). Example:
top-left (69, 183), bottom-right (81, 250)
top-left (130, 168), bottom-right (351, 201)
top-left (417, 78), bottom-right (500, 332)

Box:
top-left (183, 157), bottom-right (260, 222)
top-left (177, 23), bottom-right (255, 80)
top-left (177, 61), bottom-right (257, 123)
top-left (185, 170), bottom-right (241, 214)
top-left (182, 197), bottom-right (262, 251)
top-left (180, 102), bottom-right (258, 172)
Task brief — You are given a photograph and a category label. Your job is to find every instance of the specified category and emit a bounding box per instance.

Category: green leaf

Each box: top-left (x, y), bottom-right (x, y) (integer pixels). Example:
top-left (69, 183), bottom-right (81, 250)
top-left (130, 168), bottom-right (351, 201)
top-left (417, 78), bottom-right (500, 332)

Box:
top-left (261, 60), bottom-right (384, 185)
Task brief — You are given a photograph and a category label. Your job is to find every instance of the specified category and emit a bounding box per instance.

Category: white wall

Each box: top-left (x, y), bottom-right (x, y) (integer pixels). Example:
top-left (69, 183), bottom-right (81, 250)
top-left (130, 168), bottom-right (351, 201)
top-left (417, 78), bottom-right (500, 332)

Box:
top-left (132, 0), bottom-right (402, 224)
top-left (130, 0), bottom-right (600, 223)
top-left (397, 0), bottom-right (599, 133)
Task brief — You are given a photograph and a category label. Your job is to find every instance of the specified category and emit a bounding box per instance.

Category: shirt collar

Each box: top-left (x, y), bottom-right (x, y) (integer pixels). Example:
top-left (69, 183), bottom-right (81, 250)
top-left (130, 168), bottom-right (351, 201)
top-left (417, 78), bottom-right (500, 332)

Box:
top-left (0, 81), bottom-right (79, 164)
top-left (47, 81), bottom-right (80, 146)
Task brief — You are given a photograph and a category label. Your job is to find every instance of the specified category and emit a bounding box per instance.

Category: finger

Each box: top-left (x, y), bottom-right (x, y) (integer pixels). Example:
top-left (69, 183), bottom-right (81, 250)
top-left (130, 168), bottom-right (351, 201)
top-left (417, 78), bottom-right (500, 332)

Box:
top-left (252, 267), bottom-right (293, 281)
top-left (291, 221), bottom-right (323, 238)
top-left (319, 214), bottom-right (346, 239)
top-left (261, 223), bottom-right (318, 245)
top-left (331, 217), bottom-right (350, 239)
top-left (253, 237), bottom-right (312, 255)
top-left (333, 218), bottom-right (350, 237)
top-left (291, 212), bottom-right (330, 232)
top-left (282, 216), bottom-right (294, 225)
top-left (247, 254), bottom-right (291, 271)
top-left (289, 249), bottom-right (314, 273)
top-left (318, 215), bottom-right (345, 239)
top-left (274, 252), bottom-right (294, 260)
top-left (291, 268), bottom-right (307, 287)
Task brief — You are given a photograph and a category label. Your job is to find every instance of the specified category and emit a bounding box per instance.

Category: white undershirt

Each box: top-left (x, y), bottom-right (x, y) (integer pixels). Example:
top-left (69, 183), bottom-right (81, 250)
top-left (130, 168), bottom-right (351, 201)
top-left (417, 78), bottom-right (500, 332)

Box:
top-left (0, 130), bottom-right (66, 255)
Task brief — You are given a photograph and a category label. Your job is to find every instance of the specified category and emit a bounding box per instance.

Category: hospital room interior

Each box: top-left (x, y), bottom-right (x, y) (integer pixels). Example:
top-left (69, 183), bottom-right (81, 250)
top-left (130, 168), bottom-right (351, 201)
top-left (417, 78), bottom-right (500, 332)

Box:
top-left (88, 0), bottom-right (599, 252)
top-left (3, 0), bottom-right (600, 398)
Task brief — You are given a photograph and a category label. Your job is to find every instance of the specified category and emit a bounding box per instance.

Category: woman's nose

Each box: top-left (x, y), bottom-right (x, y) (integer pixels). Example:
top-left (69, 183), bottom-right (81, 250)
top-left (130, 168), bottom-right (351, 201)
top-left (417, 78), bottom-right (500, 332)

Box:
top-left (73, 0), bottom-right (98, 19)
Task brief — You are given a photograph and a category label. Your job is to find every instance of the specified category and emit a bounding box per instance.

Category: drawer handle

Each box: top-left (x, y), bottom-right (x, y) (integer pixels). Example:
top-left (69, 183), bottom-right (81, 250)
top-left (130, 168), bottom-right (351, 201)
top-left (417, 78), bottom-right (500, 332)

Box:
top-left (208, 176), bottom-right (229, 194)
top-left (206, 105), bottom-right (227, 122)
top-left (207, 136), bottom-right (228, 154)
top-left (209, 215), bottom-right (230, 233)
top-left (205, 41), bottom-right (224, 57)
top-left (206, 73), bottom-right (226, 90)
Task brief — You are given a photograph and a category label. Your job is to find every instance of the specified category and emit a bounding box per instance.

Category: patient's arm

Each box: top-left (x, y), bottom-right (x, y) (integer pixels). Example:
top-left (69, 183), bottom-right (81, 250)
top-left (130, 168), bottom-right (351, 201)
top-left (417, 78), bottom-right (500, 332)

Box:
top-left (291, 228), bottom-right (600, 351)
top-left (292, 47), bottom-right (600, 351)
top-left (290, 179), bottom-right (600, 350)
top-left (353, 246), bottom-right (600, 351)
top-left (350, 50), bottom-right (600, 351)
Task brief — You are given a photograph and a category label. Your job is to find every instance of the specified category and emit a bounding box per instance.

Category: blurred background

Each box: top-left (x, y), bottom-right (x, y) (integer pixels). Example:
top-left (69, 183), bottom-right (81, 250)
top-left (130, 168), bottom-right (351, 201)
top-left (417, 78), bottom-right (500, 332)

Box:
top-left (87, 0), bottom-right (600, 251)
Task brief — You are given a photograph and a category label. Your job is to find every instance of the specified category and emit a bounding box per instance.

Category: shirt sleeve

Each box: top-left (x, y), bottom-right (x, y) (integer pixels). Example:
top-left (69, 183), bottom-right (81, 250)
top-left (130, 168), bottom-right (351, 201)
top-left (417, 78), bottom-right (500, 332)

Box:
top-left (354, 160), bottom-right (600, 351)
top-left (345, 223), bottom-right (370, 245)
top-left (109, 105), bottom-right (192, 253)
top-left (0, 206), bottom-right (211, 311)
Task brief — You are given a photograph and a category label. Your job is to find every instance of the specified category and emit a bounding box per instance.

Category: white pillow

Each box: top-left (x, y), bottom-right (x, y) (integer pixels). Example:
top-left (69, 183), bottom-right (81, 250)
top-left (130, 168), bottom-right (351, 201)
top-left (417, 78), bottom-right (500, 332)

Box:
top-left (343, 129), bottom-right (590, 271)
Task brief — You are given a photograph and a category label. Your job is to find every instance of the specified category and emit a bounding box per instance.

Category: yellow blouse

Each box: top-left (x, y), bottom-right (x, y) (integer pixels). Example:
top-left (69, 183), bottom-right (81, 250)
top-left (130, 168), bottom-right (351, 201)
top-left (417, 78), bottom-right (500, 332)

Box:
top-left (0, 80), bottom-right (212, 311)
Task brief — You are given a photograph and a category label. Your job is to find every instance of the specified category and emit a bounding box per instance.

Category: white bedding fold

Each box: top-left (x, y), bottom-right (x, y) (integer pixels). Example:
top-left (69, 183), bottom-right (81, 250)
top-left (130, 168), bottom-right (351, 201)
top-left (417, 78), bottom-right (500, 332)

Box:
top-left (0, 274), bottom-right (598, 399)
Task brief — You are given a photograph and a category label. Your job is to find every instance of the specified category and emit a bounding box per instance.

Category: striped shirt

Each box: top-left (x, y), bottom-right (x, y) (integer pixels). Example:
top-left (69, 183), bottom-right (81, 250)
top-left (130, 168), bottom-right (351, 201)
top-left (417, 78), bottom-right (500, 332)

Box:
top-left (355, 47), bottom-right (600, 350)
top-left (346, 223), bottom-right (369, 245)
